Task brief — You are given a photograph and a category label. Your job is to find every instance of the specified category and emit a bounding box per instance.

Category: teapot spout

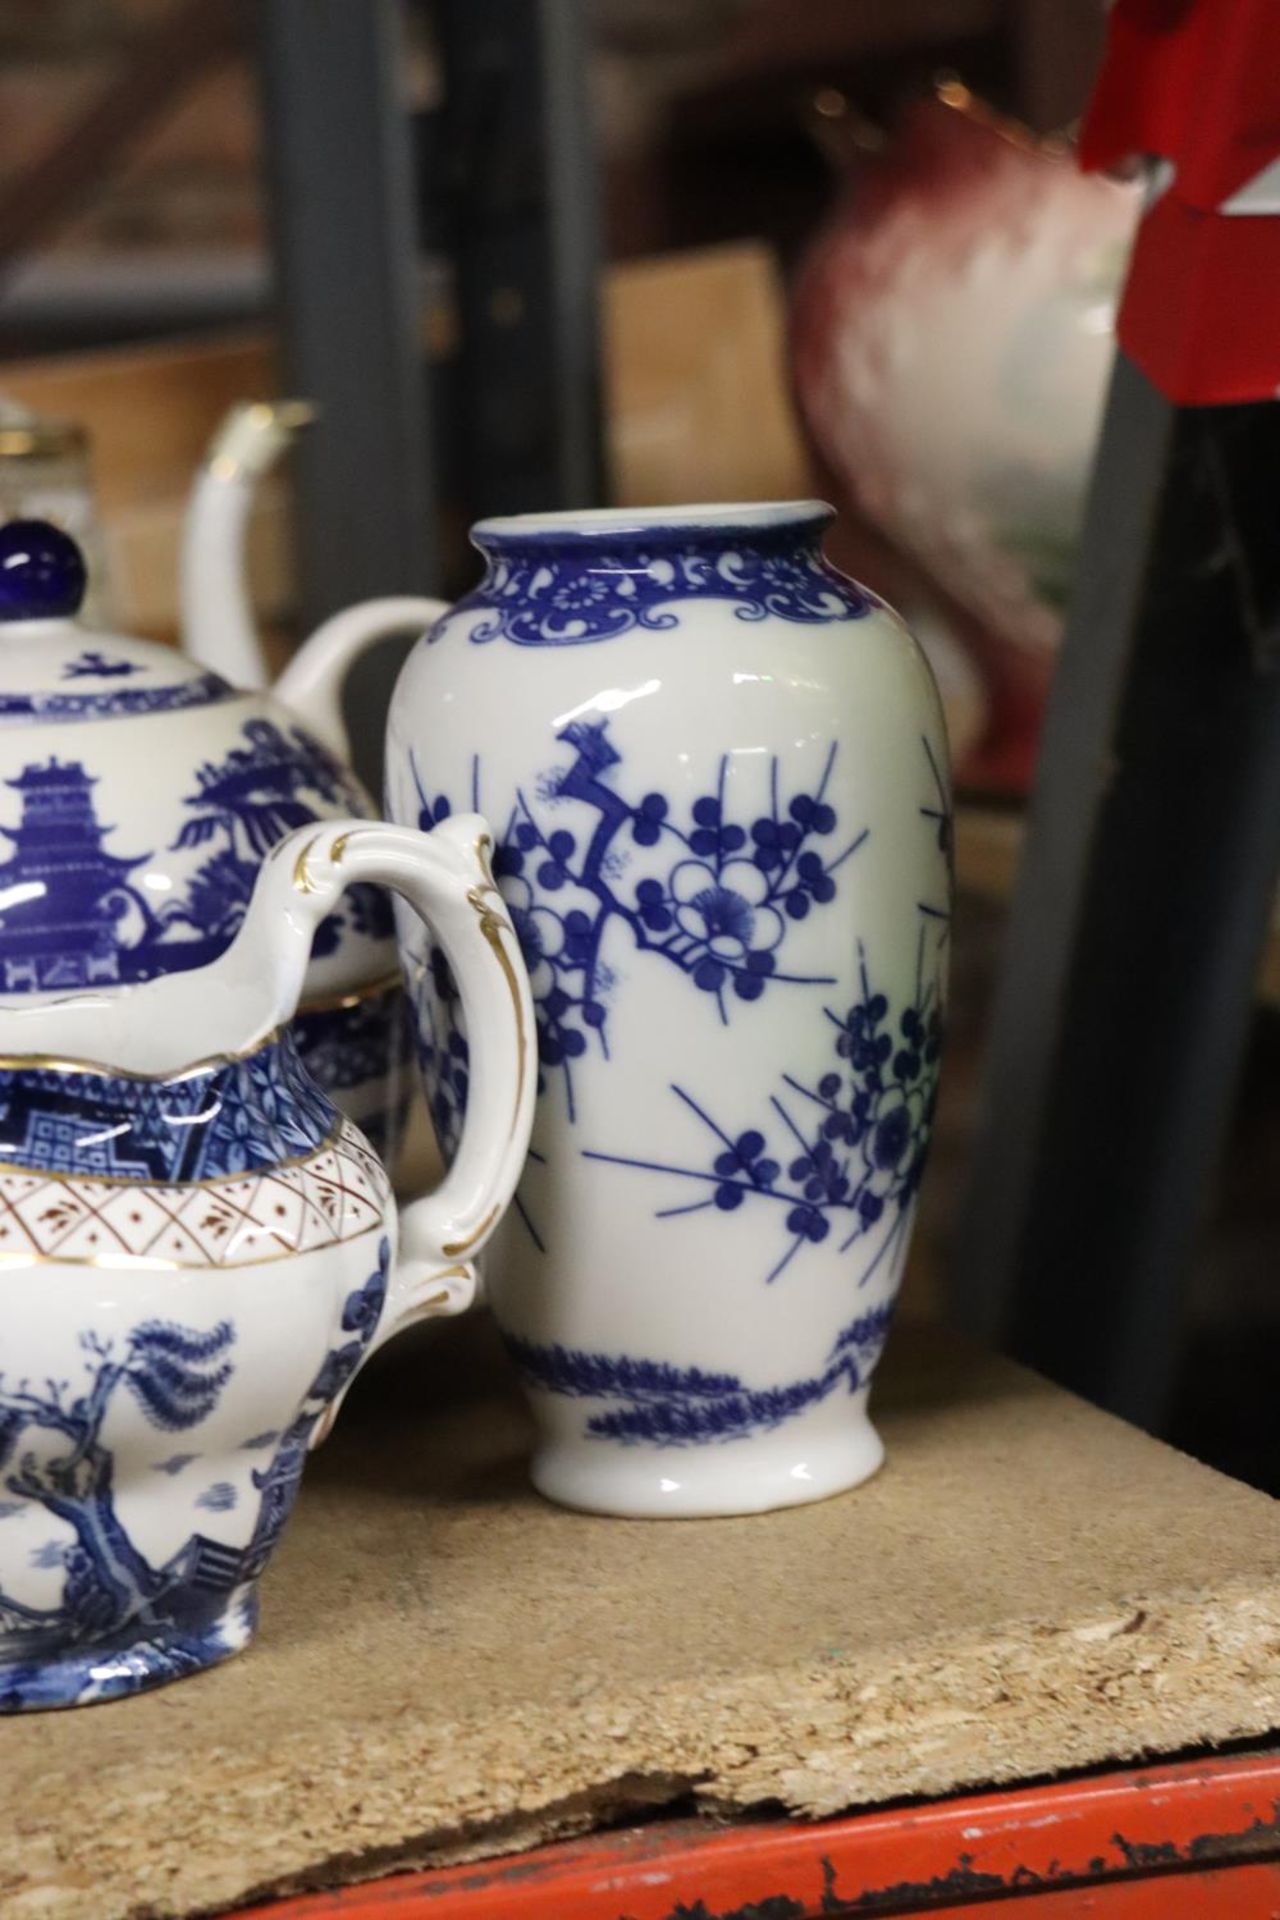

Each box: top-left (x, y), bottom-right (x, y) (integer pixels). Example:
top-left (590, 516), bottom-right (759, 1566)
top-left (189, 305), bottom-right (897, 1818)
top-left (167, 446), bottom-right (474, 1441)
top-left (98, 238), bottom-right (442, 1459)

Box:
top-left (182, 398), bottom-right (446, 765)
top-left (180, 399), bottom-right (316, 691)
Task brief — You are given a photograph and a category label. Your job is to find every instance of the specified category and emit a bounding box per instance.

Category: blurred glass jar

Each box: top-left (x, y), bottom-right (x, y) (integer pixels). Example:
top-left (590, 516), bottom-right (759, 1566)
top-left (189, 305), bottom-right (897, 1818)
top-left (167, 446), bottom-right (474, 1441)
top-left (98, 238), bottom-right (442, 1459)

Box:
top-left (0, 398), bottom-right (114, 626)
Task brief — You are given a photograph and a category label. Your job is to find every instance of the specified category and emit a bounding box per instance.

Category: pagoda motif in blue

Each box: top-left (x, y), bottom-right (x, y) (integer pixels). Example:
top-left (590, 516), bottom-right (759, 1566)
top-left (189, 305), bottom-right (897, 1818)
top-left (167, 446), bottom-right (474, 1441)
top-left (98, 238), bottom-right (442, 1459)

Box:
top-left (0, 758), bottom-right (153, 991)
top-left (0, 720), bottom-right (372, 994)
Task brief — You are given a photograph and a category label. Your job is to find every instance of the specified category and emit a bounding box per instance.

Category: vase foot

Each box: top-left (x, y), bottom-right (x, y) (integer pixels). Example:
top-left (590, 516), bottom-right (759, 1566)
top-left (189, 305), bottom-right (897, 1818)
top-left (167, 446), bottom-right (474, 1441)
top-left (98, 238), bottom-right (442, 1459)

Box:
top-left (0, 1586), bottom-right (258, 1712)
top-left (529, 1412), bottom-right (885, 1519)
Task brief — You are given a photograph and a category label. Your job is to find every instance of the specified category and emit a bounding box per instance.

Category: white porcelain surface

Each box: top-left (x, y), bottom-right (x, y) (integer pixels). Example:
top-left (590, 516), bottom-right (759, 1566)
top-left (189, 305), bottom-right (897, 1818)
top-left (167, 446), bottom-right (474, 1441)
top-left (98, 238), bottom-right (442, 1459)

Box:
top-left (385, 501), bottom-right (952, 1517)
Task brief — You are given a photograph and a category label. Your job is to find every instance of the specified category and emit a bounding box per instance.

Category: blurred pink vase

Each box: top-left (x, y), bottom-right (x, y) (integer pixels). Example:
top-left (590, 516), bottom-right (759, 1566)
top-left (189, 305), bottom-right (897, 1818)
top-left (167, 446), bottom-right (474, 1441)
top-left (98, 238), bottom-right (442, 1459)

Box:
top-left (791, 90), bottom-right (1140, 786)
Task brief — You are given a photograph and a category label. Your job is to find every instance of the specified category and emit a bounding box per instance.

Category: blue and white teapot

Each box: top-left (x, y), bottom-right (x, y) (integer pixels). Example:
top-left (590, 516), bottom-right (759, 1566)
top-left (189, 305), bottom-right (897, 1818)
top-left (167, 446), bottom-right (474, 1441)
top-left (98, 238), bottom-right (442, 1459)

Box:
top-left (0, 808), bottom-right (534, 1709)
top-left (0, 518), bottom-right (439, 1160)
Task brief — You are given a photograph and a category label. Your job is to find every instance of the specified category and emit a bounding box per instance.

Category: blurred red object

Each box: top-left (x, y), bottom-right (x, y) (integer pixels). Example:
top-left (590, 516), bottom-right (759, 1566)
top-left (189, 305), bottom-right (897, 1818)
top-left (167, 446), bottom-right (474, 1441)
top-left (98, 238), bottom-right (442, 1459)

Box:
top-left (790, 87), bottom-right (1139, 795)
top-left (1081, 0), bottom-right (1280, 405)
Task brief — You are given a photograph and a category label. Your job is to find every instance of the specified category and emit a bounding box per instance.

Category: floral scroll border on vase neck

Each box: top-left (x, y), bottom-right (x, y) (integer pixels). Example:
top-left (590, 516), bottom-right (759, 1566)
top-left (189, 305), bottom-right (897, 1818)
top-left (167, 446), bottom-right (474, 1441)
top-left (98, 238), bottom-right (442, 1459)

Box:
top-left (459, 525), bottom-right (877, 648)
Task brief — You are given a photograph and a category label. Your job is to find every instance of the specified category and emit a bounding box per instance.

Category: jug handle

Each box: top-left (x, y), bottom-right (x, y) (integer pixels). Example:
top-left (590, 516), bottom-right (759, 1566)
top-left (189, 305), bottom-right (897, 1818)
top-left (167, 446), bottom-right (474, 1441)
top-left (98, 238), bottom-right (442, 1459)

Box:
top-left (275, 597), bottom-right (453, 762)
top-left (271, 814), bottom-right (535, 1356)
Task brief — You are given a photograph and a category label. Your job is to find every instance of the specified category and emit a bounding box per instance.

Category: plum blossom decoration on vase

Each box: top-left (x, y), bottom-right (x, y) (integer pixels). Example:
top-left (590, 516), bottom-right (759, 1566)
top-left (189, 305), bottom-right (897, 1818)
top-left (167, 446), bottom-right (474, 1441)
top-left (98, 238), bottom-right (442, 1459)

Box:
top-left (581, 735), bottom-right (951, 1284)
top-left (406, 717), bottom-right (866, 1130)
top-left (584, 931), bottom-right (944, 1285)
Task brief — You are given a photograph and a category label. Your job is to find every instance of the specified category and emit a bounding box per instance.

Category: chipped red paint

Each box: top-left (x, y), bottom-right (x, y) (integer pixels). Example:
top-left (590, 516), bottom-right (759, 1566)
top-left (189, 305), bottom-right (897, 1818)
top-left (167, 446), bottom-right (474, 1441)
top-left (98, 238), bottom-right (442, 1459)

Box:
top-left (247, 1749), bottom-right (1280, 1918)
top-left (923, 1861), bottom-right (1280, 1917)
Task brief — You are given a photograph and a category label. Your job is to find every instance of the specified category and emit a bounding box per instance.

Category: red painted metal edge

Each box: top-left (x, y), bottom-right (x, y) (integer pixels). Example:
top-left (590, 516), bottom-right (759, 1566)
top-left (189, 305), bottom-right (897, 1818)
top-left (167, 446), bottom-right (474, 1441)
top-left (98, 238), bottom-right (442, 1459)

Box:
top-left (927, 1861), bottom-right (1280, 1918)
top-left (247, 1749), bottom-right (1280, 1919)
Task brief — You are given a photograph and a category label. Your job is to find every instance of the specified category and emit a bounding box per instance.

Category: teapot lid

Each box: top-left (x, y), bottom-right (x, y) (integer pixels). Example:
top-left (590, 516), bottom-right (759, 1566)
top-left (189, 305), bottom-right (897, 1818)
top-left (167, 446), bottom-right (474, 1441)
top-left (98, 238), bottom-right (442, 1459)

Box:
top-left (0, 519), bottom-right (234, 722)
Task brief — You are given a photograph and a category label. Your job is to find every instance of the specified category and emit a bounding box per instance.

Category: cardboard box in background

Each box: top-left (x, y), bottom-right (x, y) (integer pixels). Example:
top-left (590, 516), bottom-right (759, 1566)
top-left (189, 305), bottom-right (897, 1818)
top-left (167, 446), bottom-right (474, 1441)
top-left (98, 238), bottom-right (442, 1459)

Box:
top-left (0, 242), bottom-right (812, 640)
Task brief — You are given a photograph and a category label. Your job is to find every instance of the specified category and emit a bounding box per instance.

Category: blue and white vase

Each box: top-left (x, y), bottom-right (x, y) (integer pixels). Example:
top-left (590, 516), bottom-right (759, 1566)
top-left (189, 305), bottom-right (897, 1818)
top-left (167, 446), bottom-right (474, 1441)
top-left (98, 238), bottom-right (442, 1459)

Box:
top-left (0, 519), bottom-right (422, 1159)
top-left (385, 502), bottom-right (952, 1516)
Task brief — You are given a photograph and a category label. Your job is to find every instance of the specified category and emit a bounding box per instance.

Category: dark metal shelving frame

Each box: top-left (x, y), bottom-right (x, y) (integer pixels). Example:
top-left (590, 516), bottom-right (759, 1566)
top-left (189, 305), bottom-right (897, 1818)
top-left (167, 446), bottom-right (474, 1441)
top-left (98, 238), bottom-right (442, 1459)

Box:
top-left (257, 0), bottom-right (605, 783)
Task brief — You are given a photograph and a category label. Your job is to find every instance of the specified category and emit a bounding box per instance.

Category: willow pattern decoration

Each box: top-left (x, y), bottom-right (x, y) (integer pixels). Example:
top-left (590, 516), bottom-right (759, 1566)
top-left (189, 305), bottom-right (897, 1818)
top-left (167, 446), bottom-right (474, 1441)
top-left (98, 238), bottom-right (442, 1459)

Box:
top-left (0, 1246), bottom-right (389, 1710)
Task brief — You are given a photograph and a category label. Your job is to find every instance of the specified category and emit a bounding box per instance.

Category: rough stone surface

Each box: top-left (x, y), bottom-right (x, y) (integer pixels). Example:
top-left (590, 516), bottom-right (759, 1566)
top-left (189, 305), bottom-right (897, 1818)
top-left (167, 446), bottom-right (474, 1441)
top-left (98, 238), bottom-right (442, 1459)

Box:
top-left (2, 1318), bottom-right (1277, 1919)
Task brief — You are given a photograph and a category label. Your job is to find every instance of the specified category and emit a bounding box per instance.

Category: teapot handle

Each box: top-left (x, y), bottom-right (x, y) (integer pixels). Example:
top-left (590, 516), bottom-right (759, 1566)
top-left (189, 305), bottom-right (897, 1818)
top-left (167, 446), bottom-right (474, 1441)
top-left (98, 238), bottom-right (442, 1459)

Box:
top-left (275, 597), bottom-right (453, 761)
top-left (277, 815), bottom-right (535, 1349)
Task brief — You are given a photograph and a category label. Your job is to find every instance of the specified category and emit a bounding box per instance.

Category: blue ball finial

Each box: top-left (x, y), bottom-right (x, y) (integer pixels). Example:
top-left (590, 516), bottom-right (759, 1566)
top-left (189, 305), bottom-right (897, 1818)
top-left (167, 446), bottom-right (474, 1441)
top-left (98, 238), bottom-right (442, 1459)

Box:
top-left (0, 519), bottom-right (87, 621)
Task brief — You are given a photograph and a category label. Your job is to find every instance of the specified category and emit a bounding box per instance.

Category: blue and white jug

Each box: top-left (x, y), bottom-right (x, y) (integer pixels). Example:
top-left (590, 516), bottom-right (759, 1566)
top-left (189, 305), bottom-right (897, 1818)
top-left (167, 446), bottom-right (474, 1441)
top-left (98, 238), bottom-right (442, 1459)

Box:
top-left (382, 503), bottom-right (953, 1517)
top-left (0, 811), bottom-right (533, 1708)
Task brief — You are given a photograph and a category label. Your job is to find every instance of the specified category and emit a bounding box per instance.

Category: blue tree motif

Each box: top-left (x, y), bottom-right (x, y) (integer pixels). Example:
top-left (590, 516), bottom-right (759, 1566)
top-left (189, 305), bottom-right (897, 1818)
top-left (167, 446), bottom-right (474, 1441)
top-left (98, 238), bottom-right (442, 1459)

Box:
top-left (504, 1301), bottom-right (894, 1446)
top-left (171, 846), bottom-right (258, 948)
top-left (0, 1319), bottom-right (235, 1653)
top-left (165, 719), bottom-right (367, 947)
top-left (174, 719), bottom-right (355, 859)
top-left (584, 932), bottom-right (944, 1285)
top-left (407, 719), bottom-right (866, 1120)
top-left (0, 1241), bottom-right (390, 1706)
